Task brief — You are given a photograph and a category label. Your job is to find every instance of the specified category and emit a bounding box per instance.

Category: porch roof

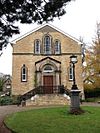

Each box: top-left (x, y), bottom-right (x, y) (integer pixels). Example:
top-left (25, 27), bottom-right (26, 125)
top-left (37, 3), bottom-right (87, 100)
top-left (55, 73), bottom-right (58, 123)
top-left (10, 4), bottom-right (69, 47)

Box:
top-left (35, 57), bottom-right (61, 65)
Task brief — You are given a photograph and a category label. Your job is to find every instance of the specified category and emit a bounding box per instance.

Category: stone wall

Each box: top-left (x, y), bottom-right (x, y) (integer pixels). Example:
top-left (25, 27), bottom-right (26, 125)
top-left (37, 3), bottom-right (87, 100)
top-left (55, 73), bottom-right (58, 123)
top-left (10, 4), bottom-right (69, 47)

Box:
top-left (12, 25), bottom-right (84, 96)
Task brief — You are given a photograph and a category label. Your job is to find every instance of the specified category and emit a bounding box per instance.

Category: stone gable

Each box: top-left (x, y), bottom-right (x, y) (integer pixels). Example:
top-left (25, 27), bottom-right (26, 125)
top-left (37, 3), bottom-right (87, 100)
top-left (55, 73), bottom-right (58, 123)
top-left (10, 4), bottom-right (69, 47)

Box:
top-left (12, 24), bottom-right (84, 97)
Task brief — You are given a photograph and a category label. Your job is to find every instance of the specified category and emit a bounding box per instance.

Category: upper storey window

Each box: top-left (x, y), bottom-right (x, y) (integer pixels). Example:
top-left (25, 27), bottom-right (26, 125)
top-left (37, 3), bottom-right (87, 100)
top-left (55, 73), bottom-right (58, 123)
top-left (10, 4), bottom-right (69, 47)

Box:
top-left (34, 39), bottom-right (41, 54)
top-left (55, 40), bottom-right (61, 54)
top-left (44, 35), bottom-right (51, 55)
top-left (34, 36), bottom-right (61, 55)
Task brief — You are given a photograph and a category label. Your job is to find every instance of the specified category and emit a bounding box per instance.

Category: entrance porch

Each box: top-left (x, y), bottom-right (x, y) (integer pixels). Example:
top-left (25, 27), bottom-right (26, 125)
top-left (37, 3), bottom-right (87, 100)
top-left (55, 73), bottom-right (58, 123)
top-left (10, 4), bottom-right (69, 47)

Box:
top-left (35, 57), bottom-right (62, 94)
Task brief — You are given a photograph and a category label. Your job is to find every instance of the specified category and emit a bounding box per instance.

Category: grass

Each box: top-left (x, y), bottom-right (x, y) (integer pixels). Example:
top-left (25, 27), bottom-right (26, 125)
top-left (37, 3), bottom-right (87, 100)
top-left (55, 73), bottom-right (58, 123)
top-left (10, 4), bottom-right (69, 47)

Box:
top-left (5, 106), bottom-right (100, 133)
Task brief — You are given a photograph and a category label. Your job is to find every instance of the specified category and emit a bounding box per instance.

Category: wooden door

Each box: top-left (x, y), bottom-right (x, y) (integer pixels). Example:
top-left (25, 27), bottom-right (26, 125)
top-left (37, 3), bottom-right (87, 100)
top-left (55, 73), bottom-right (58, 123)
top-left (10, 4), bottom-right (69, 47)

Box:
top-left (43, 76), bottom-right (53, 94)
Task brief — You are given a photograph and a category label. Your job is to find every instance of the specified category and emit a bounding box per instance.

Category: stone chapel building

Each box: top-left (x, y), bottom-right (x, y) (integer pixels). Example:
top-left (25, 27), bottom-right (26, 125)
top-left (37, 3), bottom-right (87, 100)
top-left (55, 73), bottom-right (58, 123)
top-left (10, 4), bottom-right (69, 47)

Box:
top-left (11, 23), bottom-right (84, 97)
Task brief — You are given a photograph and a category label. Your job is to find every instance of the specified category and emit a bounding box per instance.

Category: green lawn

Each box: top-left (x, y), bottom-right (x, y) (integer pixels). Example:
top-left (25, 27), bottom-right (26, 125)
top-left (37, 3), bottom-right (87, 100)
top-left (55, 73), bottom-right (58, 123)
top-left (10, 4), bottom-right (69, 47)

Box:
top-left (5, 106), bottom-right (100, 133)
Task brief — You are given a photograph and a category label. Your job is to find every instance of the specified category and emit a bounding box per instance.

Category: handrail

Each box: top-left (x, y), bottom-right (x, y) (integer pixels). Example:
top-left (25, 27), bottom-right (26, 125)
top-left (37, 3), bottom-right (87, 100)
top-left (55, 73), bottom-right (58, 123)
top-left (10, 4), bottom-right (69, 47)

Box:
top-left (20, 85), bottom-right (69, 102)
top-left (20, 87), bottom-right (38, 101)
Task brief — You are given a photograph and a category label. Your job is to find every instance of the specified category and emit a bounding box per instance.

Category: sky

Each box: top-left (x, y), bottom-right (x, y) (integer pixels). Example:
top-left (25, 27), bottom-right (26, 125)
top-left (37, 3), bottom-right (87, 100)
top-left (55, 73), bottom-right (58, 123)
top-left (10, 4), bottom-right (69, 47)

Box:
top-left (0, 0), bottom-right (100, 75)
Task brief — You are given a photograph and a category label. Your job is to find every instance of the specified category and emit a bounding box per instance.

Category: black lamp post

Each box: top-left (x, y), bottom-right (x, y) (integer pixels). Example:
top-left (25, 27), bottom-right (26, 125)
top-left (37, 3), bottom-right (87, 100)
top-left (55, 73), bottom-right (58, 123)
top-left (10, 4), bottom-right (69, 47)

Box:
top-left (69, 55), bottom-right (82, 114)
top-left (70, 55), bottom-right (78, 90)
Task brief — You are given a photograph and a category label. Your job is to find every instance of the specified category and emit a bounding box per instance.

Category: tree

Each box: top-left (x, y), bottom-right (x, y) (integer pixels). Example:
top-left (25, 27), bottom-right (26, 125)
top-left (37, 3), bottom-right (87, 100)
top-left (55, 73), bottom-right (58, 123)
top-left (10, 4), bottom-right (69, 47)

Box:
top-left (0, 77), bottom-right (5, 92)
top-left (0, 0), bottom-right (72, 50)
top-left (84, 23), bottom-right (100, 89)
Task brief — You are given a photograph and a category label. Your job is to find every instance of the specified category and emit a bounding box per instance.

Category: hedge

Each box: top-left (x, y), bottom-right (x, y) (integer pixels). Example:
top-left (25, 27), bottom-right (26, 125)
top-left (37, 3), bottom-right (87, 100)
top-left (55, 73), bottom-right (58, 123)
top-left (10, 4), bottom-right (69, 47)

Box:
top-left (84, 88), bottom-right (100, 98)
top-left (0, 96), bottom-right (13, 106)
top-left (0, 95), bottom-right (21, 106)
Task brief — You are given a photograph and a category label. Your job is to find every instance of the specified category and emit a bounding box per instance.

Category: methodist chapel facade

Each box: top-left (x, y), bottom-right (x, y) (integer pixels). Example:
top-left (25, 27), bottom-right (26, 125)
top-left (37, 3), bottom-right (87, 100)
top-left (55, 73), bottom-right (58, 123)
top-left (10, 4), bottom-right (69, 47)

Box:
top-left (12, 24), bottom-right (84, 97)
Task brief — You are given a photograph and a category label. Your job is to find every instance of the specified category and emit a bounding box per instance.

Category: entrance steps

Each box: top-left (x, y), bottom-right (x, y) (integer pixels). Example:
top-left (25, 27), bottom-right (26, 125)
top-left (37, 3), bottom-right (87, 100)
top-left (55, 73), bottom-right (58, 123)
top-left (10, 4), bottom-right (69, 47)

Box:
top-left (26, 94), bottom-right (70, 106)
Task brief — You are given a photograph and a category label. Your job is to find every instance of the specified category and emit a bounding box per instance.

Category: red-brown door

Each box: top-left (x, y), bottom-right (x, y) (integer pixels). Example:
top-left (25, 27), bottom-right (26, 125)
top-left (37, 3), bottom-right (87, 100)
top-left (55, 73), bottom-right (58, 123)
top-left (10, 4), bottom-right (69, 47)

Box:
top-left (43, 75), bottom-right (53, 94)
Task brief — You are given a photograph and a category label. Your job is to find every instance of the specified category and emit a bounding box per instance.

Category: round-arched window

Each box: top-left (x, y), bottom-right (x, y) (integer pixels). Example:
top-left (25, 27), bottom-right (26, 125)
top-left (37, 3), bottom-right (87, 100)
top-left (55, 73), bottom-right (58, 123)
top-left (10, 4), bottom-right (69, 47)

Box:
top-left (55, 40), bottom-right (61, 54)
top-left (34, 39), bottom-right (41, 54)
top-left (44, 35), bottom-right (51, 54)
top-left (43, 65), bottom-right (53, 73)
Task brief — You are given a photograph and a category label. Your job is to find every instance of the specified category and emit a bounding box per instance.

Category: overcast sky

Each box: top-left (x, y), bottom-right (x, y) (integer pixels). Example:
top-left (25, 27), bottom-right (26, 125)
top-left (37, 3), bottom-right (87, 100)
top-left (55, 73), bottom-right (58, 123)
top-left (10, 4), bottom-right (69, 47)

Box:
top-left (0, 0), bottom-right (100, 75)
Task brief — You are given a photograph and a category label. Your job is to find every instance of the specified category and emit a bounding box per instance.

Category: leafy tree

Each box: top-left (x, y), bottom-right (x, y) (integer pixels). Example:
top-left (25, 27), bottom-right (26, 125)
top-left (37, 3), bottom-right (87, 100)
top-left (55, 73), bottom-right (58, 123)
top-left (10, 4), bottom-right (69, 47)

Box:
top-left (0, 0), bottom-right (72, 50)
top-left (84, 23), bottom-right (100, 89)
top-left (0, 77), bottom-right (5, 91)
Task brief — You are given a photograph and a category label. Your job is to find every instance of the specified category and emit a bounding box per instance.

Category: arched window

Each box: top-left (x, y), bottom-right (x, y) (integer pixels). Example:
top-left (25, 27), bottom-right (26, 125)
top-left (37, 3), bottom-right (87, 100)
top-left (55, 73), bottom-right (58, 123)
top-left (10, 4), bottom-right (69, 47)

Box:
top-left (43, 65), bottom-right (53, 73)
top-left (55, 40), bottom-right (61, 54)
top-left (34, 39), bottom-right (41, 54)
top-left (69, 64), bottom-right (73, 80)
top-left (44, 35), bottom-right (51, 54)
top-left (21, 64), bottom-right (28, 82)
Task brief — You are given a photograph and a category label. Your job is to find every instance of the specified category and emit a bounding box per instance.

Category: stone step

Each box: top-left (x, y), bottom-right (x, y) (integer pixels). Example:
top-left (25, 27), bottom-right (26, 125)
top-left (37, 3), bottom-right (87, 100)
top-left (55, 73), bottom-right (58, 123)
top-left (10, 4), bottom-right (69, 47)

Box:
top-left (26, 94), bottom-right (70, 106)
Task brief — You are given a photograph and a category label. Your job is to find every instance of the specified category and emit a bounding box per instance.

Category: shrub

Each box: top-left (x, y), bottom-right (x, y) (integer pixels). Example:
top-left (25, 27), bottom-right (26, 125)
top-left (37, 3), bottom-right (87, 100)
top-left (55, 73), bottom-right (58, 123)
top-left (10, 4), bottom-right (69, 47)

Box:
top-left (84, 88), bottom-right (100, 98)
top-left (12, 95), bottom-right (21, 105)
top-left (0, 96), bottom-right (13, 106)
top-left (84, 83), bottom-right (100, 99)
top-left (85, 98), bottom-right (96, 102)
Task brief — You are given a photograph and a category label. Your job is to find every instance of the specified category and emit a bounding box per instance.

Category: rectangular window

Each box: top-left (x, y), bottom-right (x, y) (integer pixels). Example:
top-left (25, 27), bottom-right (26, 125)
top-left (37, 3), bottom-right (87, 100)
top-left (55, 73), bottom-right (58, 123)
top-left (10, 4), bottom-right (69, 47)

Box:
top-left (69, 65), bottom-right (73, 80)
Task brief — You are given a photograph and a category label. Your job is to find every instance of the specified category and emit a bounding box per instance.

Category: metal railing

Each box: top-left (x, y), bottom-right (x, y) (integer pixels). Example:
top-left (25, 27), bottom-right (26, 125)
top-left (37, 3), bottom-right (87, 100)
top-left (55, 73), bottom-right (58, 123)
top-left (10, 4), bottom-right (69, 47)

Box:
top-left (20, 85), bottom-right (66, 101)
top-left (37, 85), bottom-right (65, 94)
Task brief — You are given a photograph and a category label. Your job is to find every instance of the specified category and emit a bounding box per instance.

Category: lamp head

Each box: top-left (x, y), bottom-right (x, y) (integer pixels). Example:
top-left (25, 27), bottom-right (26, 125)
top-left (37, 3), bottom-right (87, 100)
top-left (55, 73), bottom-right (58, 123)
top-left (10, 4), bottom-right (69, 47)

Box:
top-left (70, 55), bottom-right (78, 64)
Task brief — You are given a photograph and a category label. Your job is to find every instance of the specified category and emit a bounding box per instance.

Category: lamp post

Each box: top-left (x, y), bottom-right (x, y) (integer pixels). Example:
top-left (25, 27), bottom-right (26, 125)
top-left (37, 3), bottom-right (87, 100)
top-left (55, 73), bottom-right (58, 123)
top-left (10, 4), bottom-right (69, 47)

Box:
top-left (69, 55), bottom-right (82, 114)
top-left (70, 55), bottom-right (78, 89)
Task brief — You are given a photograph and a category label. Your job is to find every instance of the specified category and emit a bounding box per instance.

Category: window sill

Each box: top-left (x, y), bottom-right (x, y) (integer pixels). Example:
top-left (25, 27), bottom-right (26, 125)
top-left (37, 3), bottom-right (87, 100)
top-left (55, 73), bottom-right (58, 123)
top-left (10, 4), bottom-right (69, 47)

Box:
top-left (69, 79), bottom-right (73, 82)
top-left (21, 80), bottom-right (27, 82)
top-left (33, 53), bottom-right (62, 56)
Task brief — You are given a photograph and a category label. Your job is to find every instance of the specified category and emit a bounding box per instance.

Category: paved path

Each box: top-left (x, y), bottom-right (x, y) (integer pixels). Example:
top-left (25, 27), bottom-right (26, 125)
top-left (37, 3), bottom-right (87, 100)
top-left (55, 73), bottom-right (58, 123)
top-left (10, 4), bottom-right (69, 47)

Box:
top-left (81, 102), bottom-right (100, 107)
top-left (0, 103), bottom-right (100, 133)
